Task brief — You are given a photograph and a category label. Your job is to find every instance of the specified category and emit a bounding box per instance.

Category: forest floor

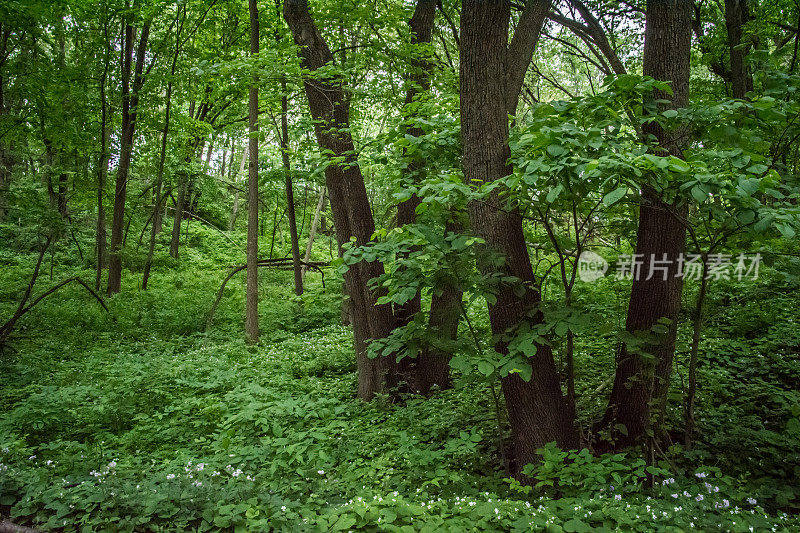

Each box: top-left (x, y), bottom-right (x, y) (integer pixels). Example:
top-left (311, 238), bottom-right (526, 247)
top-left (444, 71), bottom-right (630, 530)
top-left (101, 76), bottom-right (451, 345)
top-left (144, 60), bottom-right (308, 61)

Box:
top-left (1, 225), bottom-right (798, 531)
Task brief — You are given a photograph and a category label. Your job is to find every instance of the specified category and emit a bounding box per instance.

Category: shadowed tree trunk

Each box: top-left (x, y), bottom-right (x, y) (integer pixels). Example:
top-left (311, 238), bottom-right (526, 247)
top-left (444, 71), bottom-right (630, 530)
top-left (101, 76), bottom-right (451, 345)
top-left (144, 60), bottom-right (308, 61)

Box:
top-left (94, 7), bottom-right (112, 290)
top-left (393, 0), bottom-right (439, 393)
top-left (599, 0), bottom-right (692, 449)
top-left (461, 0), bottom-right (575, 474)
top-left (284, 0), bottom-right (397, 399)
top-left (245, 0), bottom-right (260, 344)
top-left (725, 0), bottom-right (752, 99)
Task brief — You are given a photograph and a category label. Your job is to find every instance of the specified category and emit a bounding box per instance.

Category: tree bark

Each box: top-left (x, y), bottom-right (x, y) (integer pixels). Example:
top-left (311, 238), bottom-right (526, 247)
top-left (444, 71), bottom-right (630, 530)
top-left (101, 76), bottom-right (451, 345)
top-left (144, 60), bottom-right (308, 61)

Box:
top-left (245, 0), bottom-right (260, 344)
top-left (599, 0), bottom-right (692, 449)
top-left (460, 0), bottom-right (577, 474)
top-left (284, 0), bottom-right (397, 399)
top-left (0, 24), bottom-right (14, 222)
top-left (275, 0), bottom-right (303, 296)
top-left (281, 80), bottom-right (303, 296)
top-left (107, 17), bottom-right (150, 295)
top-left (725, 0), bottom-right (752, 99)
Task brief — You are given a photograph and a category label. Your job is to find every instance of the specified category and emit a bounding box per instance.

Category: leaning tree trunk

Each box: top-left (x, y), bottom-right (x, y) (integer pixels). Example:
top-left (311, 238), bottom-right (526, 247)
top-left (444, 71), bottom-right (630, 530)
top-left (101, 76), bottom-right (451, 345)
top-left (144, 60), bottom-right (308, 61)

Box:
top-left (461, 0), bottom-right (576, 474)
top-left (108, 20), bottom-right (150, 295)
top-left (599, 0), bottom-right (692, 449)
top-left (284, 0), bottom-right (397, 400)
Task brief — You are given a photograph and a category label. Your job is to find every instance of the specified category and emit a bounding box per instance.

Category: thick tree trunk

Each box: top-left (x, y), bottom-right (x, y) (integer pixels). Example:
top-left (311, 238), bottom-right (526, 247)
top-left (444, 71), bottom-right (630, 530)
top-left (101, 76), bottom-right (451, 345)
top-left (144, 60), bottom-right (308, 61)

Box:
top-left (599, 0), bottom-right (691, 448)
top-left (245, 0), bottom-right (260, 344)
top-left (417, 219), bottom-right (463, 395)
top-left (107, 20), bottom-right (150, 295)
top-left (725, 0), bottom-right (752, 99)
top-left (284, 0), bottom-right (397, 399)
top-left (461, 0), bottom-right (577, 473)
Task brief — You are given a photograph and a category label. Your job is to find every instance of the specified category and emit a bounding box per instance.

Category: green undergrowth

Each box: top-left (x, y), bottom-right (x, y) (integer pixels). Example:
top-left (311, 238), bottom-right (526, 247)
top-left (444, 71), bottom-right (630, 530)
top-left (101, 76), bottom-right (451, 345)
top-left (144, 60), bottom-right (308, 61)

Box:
top-left (1, 224), bottom-right (798, 531)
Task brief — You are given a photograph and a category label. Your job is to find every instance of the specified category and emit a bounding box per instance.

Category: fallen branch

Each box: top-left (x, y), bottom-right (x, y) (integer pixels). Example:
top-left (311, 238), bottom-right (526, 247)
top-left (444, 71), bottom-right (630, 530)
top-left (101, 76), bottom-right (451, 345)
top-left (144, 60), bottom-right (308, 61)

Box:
top-left (1, 273), bottom-right (109, 348)
top-left (0, 518), bottom-right (43, 533)
top-left (205, 259), bottom-right (328, 330)
top-left (0, 236), bottom-right (51, 346)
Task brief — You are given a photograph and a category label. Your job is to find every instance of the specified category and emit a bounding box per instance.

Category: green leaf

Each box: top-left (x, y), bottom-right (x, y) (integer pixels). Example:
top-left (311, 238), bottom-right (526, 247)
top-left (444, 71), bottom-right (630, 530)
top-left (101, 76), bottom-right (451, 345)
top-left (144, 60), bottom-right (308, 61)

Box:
top-left (547, 144), bottom-right (568, 157)
top-left (602, 187), bottom-right (627, 207)
top-left (478, 360), bottom-right (494, 377)
top-left (546, 184), bottom-right (564, 203)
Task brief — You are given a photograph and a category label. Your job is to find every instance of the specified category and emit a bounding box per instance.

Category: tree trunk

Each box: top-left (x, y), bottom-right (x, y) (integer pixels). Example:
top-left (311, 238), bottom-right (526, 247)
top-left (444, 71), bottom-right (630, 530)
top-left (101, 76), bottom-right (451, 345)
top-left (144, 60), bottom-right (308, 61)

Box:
top-left (0, 25), bottom-right (13, 223)
top-left (684, 259), bottom-right (708, 449)
top-left (599, 0), bottom-right (692, 449)
top-left (245, 0), bottom-right (260, 344)
top-left (229, 147), bottom-right (247, 231)
top-left (724, 0), bottom-right (752, 99)
top-left (460, 0), bottom-right (576, 473)
top-left (393, 0), bottom-right (437, 392)
top-left (284, 0), bottom-right (397, 399)
top-left (170, 173), bottom-right (186, 258)
top-left (108, 18), bottom-right (150, 295)
top-left (301, 187), bottom-right (326, 280)
top-left (143, 9), bottom-right (182, 290)
top-left (95, 9), bottom-right (112, 290)
top-left (281, 79), bottom-right (303, 296)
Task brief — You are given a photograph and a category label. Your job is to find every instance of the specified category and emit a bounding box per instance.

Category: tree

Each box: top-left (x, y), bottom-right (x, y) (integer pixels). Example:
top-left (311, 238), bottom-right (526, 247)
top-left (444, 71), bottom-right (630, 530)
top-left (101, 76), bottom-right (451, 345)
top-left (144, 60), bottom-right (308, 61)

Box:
top-left (599, 0), bottom-right (693, 448)
top-left (460, 0), bottom-right (577, 474)
top-left (275, 0), bottom-right (303, 297)
top-left (246, 0), bottom-right (260, 344)
top-left (725, 0), bottom-right (753, 99)
top-left (107, 8), bottom-right (151, 295)
top-left (283, 0), bottom-right (398, 399)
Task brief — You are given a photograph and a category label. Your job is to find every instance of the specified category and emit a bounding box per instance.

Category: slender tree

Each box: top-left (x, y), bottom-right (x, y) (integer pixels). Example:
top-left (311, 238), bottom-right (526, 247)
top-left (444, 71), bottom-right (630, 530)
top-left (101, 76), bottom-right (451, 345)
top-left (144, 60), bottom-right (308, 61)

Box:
top-left (143, 6), bottom-right (184, 290)
top-left (275, 1), bottom-right (303, 296)
top-left (245, 0), bottom-right (260, 343)
top-left (107, 11), bottom-right (151, 295)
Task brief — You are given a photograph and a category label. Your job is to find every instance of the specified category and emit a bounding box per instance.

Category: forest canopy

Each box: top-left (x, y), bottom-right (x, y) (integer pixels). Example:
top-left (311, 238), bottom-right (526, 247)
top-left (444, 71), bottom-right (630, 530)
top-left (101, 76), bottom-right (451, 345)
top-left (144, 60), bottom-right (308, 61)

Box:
top-left (1, 0), bottom-right (799, 530)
